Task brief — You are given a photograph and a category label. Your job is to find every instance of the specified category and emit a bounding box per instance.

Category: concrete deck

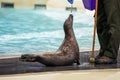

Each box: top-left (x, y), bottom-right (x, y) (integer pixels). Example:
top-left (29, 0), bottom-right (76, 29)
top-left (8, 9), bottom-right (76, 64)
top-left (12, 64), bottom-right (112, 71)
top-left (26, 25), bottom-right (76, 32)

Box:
top-left (0, 50), bottom-right (120, 75)
top-left (0, 69), bottom-right (120, 80)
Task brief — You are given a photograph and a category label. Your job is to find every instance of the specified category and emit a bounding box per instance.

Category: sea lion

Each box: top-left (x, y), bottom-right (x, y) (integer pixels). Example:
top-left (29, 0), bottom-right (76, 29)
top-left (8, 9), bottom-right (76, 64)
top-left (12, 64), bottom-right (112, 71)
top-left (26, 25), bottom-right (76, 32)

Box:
top-left (20, 14), bottom-right (80, 66)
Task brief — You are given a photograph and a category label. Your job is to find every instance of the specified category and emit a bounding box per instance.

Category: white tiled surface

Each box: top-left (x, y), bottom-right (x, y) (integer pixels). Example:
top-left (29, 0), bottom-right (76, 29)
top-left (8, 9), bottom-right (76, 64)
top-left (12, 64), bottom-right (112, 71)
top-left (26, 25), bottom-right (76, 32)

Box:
top-left (0, 69), bottom-right (120, 80)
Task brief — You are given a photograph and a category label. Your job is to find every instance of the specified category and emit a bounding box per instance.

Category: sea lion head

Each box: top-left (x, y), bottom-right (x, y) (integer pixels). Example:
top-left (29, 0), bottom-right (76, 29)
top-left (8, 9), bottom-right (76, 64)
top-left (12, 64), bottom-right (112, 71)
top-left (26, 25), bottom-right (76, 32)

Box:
top-left (63, 14), bottom-right (74, 37)
top-left (64, 14), bottom-right (73, 29)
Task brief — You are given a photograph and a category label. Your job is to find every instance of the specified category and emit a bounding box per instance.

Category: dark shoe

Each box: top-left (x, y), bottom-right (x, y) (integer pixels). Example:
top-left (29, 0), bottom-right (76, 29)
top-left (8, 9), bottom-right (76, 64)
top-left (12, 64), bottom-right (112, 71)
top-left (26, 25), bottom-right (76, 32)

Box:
top-left (95, 55), bottom-right (101, 59)
top-left (95, 56), bottom-right (117, 64)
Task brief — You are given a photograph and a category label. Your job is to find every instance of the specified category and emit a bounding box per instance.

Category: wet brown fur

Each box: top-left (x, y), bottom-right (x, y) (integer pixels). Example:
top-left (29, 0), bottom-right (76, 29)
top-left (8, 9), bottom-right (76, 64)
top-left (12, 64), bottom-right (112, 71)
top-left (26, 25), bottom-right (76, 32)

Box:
top-left (20, 14), bottom-right (80, 66)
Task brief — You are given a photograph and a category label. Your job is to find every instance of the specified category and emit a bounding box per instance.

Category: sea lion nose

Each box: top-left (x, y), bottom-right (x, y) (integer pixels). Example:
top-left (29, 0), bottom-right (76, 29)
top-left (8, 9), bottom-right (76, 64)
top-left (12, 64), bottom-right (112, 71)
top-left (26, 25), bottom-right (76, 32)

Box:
top-left (69, 14), bottom-right (73, 18)
top-left (69, 14), bottom-right (73, 20)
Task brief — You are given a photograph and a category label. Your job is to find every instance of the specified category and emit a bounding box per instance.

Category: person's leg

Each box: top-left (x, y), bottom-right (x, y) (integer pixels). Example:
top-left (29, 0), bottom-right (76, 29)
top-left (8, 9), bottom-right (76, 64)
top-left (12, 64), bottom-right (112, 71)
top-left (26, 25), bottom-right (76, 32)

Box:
top-left (102, 0), bottom-right (120, 59)
top-left (97, 0), bottom-right (108, 57)
top-left (96, 0), bottom-right (120, 64)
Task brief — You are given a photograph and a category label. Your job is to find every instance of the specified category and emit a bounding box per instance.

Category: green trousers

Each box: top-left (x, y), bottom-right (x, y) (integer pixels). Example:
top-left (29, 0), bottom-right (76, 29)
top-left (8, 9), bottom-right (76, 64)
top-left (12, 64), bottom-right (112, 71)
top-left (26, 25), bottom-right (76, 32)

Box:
top-left (97, 0), bottom-right (120, 59)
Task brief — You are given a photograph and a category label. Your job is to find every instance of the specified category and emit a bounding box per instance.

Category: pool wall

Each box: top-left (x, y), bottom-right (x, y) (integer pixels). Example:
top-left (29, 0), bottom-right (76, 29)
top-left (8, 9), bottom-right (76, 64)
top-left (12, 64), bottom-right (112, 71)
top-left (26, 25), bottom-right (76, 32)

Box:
top-left (0, 0), bottom-right (84, 10)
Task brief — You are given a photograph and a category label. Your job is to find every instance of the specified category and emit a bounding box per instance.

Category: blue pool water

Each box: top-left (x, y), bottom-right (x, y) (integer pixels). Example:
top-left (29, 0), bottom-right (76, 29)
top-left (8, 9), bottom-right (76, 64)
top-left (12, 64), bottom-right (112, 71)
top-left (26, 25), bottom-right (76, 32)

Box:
top-left (0, 9), bottom-right (99, 55)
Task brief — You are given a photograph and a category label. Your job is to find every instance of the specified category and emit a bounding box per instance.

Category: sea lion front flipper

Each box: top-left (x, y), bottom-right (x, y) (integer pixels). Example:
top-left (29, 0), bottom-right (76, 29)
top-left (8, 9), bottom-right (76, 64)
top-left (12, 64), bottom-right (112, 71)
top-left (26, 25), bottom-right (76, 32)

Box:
top-left (20, 54), bottom-right (37, 62)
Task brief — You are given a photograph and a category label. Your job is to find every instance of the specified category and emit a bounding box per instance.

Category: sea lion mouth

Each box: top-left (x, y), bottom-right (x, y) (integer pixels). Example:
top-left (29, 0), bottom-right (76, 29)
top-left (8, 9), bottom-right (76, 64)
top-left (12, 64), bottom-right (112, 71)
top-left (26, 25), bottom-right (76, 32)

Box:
top-left (68, 14), bottom-right (73, 21)
top-left (69, 14), bottom-right (73, 19)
